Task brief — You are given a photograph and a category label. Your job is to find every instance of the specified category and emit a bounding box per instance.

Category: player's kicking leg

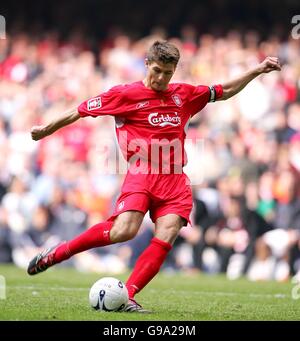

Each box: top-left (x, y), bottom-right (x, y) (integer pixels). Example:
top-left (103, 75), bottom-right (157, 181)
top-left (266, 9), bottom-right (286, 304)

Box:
top-left (27, 211), bottom-right (144, 276)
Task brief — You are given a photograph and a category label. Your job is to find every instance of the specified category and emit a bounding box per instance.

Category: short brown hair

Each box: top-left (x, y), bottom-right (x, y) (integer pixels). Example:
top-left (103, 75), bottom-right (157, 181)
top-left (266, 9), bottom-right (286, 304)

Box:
top-left (146, 40), bottom-right (180, 65)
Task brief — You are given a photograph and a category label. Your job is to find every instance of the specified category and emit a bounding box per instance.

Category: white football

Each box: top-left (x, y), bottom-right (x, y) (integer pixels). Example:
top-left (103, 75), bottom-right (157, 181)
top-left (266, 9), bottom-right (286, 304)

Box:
top-left (89, 277), bottom-right (129, 312)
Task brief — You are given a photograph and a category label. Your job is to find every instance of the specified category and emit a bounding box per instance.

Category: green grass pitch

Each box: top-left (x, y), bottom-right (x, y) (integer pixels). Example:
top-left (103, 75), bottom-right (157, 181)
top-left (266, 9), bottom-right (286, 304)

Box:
top-left (0, 264), bottom-right (299, 321)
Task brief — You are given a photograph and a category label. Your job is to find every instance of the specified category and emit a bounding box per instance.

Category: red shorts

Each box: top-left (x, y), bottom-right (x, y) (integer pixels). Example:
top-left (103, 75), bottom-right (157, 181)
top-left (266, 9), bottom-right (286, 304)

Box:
top-left (108, 172), bottom-right (193, 225)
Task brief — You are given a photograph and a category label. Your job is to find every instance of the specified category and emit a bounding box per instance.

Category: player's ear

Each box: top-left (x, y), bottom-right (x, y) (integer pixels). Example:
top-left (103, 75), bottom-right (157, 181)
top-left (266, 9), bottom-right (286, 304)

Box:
top-left (145, 58), bottom-right (150, 68)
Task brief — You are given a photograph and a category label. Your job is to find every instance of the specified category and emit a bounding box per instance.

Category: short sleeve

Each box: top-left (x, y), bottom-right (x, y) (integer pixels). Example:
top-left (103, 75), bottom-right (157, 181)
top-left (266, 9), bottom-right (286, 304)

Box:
top-left (187, 84), bottom-right (223, 117)
top-left (77, 85), bottom-right (132, 118)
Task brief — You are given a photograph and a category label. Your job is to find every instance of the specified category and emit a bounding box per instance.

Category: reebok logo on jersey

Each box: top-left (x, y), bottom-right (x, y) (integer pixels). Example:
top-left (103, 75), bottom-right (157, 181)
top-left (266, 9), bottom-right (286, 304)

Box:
top-left (136, 101), bottom-right (149, 109)
top-left (87, 97), bottom-right (102, 111)
top-left (148, 112), bottom-right (181, 127)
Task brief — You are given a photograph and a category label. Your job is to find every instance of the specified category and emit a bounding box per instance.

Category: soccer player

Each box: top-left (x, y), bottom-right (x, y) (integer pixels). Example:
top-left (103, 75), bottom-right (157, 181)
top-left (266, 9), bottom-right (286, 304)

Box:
top-left (27, 40), bottom-right (281, 312)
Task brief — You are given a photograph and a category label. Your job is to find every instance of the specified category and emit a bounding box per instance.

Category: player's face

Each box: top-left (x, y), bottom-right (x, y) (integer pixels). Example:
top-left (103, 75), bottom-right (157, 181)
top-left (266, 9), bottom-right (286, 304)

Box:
top-left (145, 60), bottom-right (176, 91)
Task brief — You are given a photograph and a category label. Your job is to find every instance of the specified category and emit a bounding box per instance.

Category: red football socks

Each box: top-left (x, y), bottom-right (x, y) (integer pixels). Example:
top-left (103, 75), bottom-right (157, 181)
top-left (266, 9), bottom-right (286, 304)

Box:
top-left (126, 237), bottom-right (172, 299)
top-left (53, 221), bottom-right (113, 263)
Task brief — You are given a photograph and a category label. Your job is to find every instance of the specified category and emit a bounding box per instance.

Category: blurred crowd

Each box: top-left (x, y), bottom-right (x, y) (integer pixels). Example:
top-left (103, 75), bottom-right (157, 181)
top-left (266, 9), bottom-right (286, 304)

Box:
top-left (0, 26), bottom-right (300, 282)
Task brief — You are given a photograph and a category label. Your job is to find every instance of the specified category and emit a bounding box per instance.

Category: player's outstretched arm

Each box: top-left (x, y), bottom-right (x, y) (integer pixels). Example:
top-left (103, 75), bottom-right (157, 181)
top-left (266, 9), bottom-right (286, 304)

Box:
top-left (218, 57), bottom-right (281, 101)
top-left (31, 108), bottom-right (81, 141)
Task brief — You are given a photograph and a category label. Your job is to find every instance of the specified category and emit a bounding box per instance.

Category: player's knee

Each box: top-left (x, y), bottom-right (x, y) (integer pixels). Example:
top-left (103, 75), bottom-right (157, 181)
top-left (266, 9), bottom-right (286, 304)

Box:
top-left (110, 220), bottom-right (139, 242)
top-left (155, 225), bottom-right (180, 244)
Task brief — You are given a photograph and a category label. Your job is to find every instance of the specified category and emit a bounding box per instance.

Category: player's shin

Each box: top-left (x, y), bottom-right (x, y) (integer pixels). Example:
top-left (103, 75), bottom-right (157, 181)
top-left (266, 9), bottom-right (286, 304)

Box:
top-left (126, 237), bottom-right (172, 299)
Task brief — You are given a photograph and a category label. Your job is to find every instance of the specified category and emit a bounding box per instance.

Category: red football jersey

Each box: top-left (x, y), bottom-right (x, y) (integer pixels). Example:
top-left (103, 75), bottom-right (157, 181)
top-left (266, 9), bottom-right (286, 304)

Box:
top-left (78, 81), bottom-right (222, 173)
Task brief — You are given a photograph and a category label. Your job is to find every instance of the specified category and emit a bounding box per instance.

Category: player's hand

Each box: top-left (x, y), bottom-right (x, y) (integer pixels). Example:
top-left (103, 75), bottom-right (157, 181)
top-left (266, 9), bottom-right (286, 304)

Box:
top-left (258, 56), bottom-right (281, 73)
top-left (31, 126), bottom-right (48, 141)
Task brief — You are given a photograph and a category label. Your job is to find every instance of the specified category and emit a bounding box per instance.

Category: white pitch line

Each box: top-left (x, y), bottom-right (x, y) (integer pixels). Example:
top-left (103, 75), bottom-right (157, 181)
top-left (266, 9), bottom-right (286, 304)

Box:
top-left (154, 289), bottom-right (289, 299)
top-left (9, 285), bottom-right (289, 299)
top-left (9, 285), bottom-right (87, 291)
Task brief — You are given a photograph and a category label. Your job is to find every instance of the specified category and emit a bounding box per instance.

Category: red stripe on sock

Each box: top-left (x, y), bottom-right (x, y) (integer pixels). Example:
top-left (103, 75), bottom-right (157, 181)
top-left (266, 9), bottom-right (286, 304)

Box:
top-left (126, 237), bottom-right (172, 299)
